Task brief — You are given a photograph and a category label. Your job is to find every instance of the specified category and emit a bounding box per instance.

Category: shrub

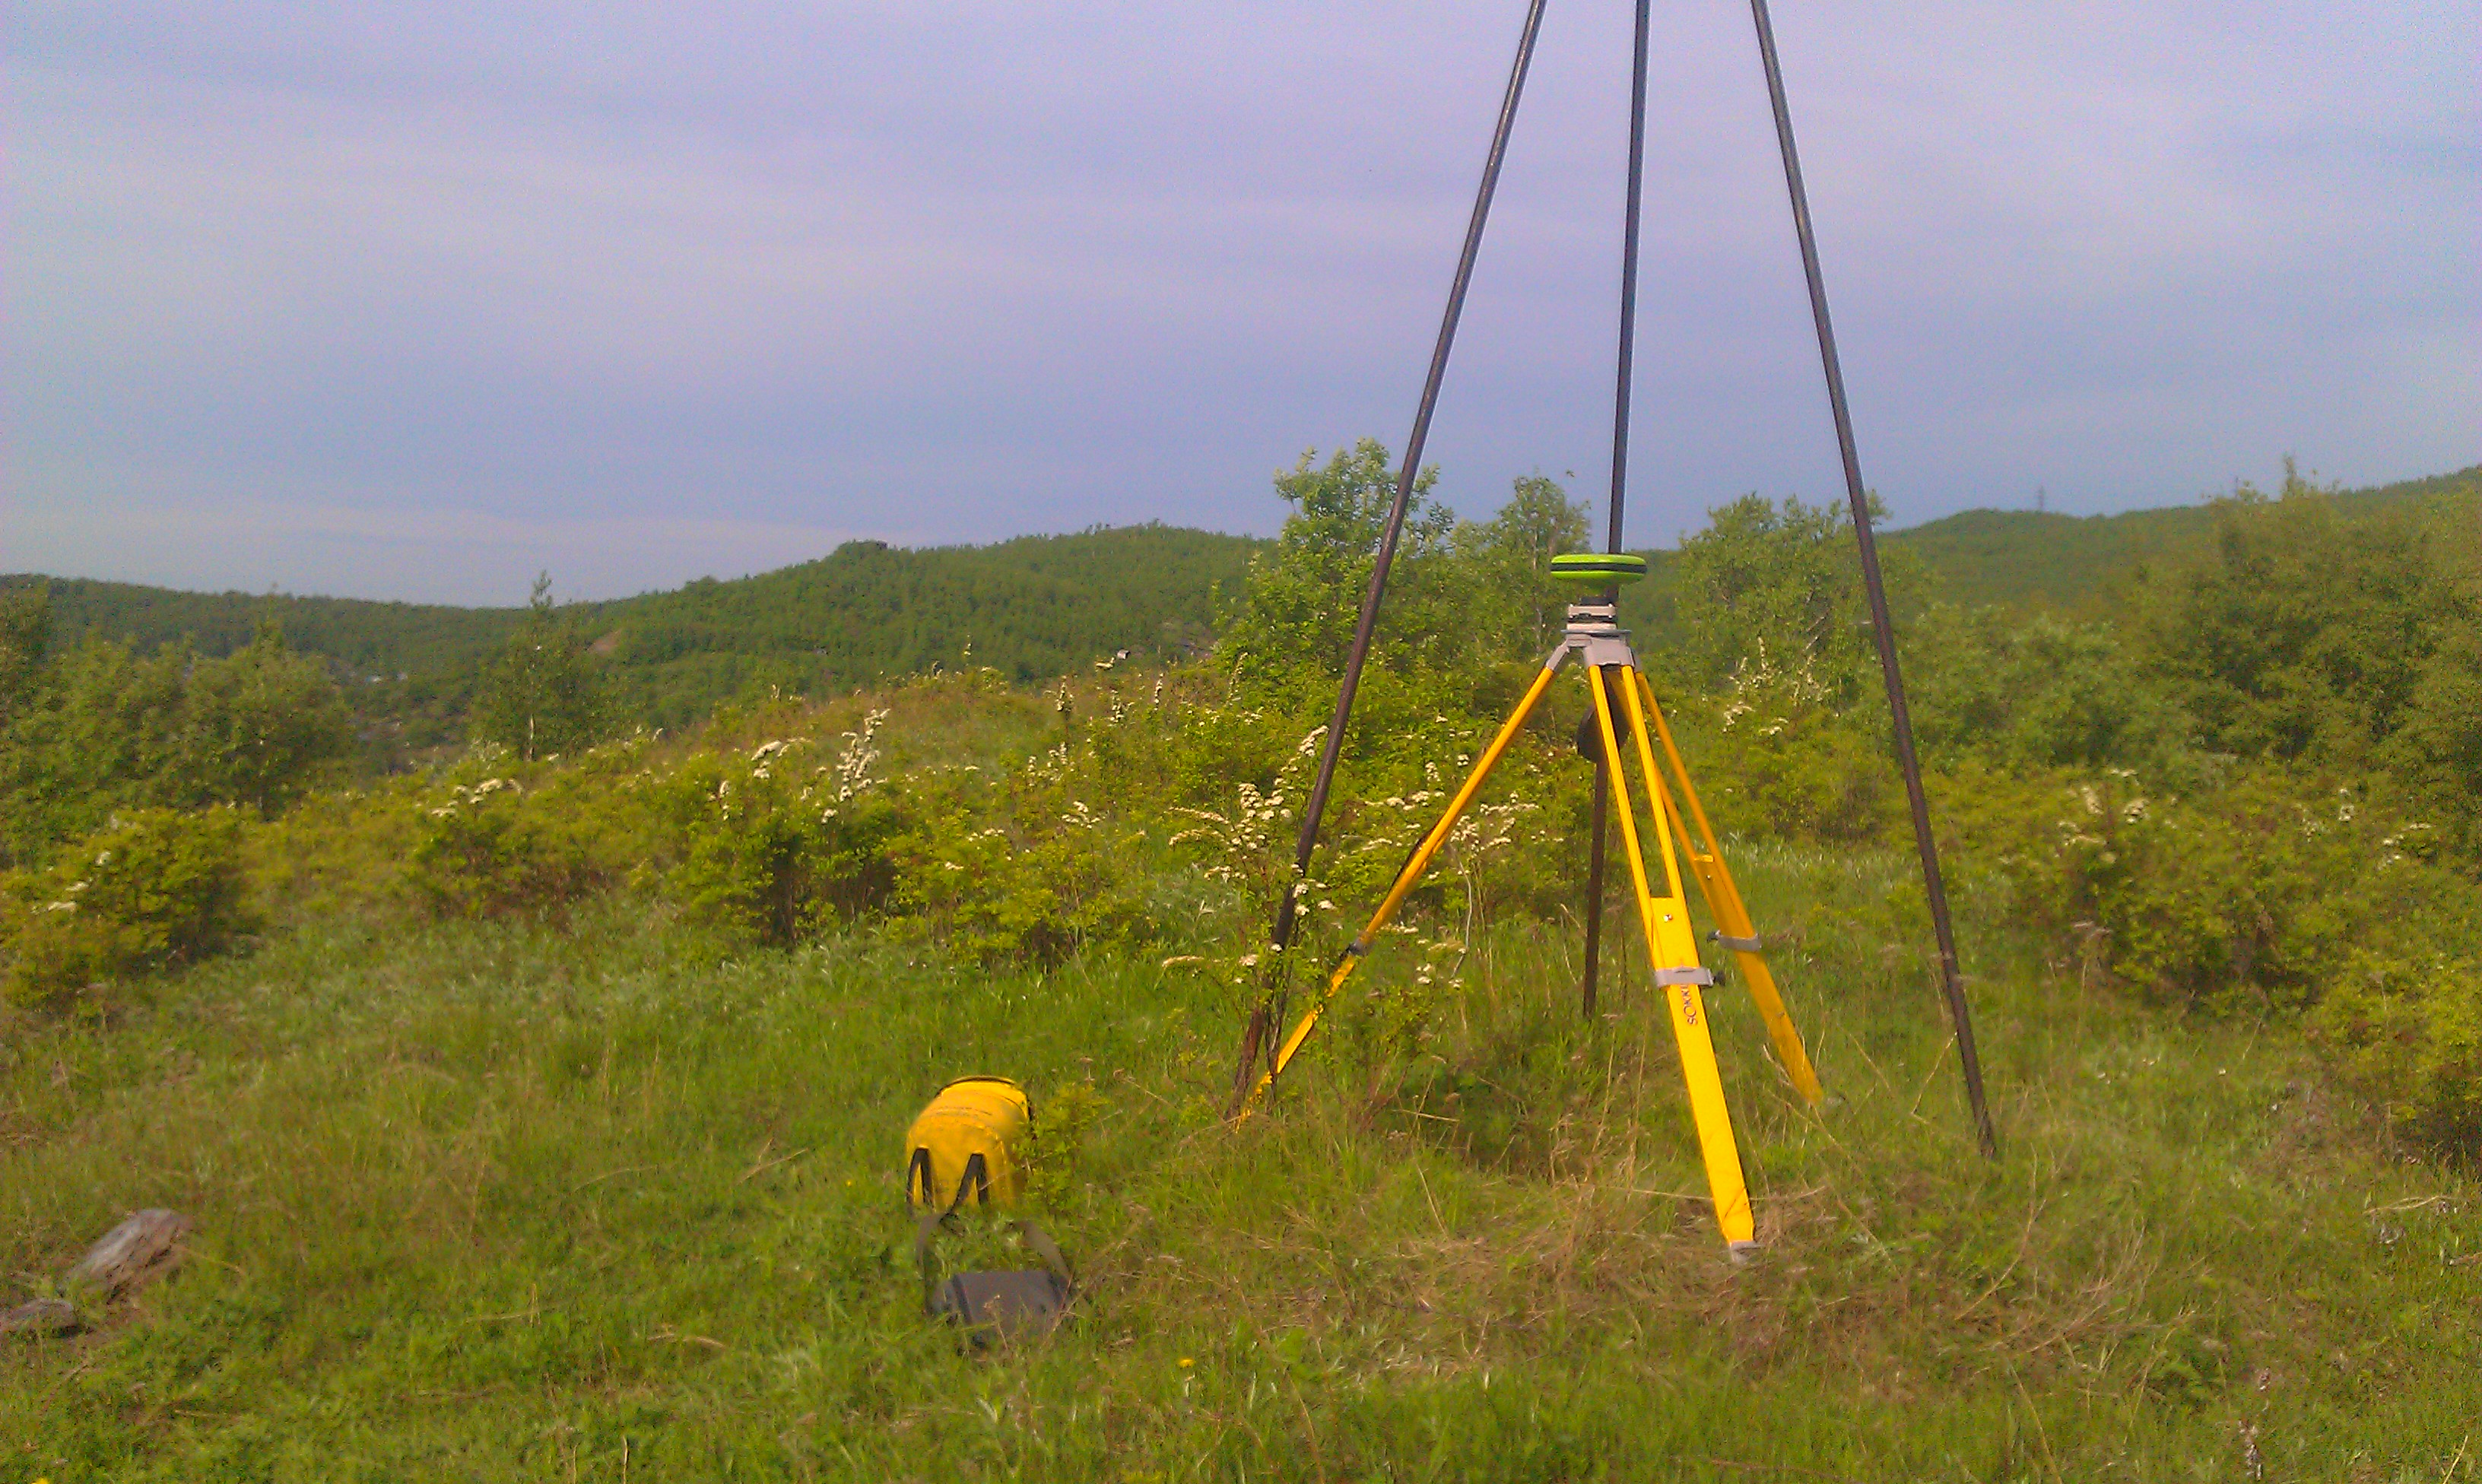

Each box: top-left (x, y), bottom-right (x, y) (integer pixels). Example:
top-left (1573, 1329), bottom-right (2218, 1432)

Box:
top-left (665, 721), bottom-right (907, 947)
top-left (2313, 953), bottom-right (2482, 1156)
top-left (1, 807), bottom-right (250, 1009)
top-left (887, 772), bottom-right (1151, 966)
top-left (1669, 645), bottom-right (1898, 846)
top-left (636, 710), bottom-right (927, 946)
top-left (1949, 763), bottom-right (2473, 1019)
top-left (407, 772), bottom-right (616, 919)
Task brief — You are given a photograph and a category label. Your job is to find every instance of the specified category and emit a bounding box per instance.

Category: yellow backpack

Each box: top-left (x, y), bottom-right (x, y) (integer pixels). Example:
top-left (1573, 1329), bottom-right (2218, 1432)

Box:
top-left (905, 1076), bottom-right (1032, 1213)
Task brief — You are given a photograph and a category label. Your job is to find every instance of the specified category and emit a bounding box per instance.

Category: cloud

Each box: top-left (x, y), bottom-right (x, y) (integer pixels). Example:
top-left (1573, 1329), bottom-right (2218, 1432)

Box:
top-left (8, 0), bottom-right (2475, 599)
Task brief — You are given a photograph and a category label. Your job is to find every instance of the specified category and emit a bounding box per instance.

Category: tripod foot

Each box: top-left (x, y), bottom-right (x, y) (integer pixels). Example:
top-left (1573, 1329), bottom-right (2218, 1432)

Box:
top-left (1726, 1241), bottom-right (1763, 1267)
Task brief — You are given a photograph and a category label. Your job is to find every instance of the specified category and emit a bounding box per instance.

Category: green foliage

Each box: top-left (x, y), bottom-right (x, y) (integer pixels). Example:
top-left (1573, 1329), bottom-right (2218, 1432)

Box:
top-left (177, 617), bottom-right (358, 817)
top-left (662, 717), bottom-right (906, 945)
top-left (1950, 764), bottom-right (2477, 1020)
top-left (472, 575), bottom-right (612, 761)
top-left (2131, 461), bottom-right (2476, 769)
top-left (2385, 616), bottom-right (2482, 861)
top-left (1881, 461), bottom-right (2480, 617)
top-left (2314, 953), bottom-right (2482, 1153)
top-left (1454, 473), bottom-right (1593, 656)
top-left (1906, 604), bottom-right (2192, 778)
top-left (0, 613), bottom-right (350, 868)
top-left (1218, 445), bottom-right (1598, 689)
top-left (0, 582), bottom-right (51, 722)
top-left (10, 452), bottom-right (2482, 1164)
top-left (1, 807), bottom-right (249, 1008)
top-left (609, 524), bottom-right (1253, 725)
top-left (1667, 492), bottom-right (1915, 698)
top-left (1217, 440), bottom-right (1458, 680)
top-left (1670, 647), bottom-right (1900, 845)
top-left (406, 769), bottom-right (617, 920)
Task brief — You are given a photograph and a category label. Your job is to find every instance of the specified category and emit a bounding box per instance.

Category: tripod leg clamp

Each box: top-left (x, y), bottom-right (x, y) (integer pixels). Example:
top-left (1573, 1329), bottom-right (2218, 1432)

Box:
top-left (1652, 967), bottom-right (1715, 987)
top-left (1709, 932), bottom-right (1763, 953)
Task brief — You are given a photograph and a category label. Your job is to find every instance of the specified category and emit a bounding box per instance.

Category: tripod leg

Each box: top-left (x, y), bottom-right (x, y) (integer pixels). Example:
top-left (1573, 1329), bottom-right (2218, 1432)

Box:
top-left (1581, 752), bottom-right (1611, 1018)
top-left (1236, 656), bottom-right (1566, 1117)
top-left (1589, 667), bottom-right (1757, 1251)
top-left (1631, 669), bottom-right (1824, 1107)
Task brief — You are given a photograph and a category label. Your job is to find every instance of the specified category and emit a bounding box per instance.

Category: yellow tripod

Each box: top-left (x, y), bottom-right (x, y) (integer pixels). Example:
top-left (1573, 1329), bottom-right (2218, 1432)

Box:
top-left (1240, 588), bottom-right (1823, 1255)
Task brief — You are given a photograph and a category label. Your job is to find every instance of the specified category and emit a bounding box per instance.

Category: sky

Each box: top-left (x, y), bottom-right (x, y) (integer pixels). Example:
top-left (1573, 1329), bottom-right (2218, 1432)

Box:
top-left (7, 0), bottom-right (2476, 606)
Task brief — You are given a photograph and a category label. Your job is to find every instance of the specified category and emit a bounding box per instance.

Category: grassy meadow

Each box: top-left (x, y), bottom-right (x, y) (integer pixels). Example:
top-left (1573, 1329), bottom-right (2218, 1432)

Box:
top-left (5, 829), bottom-right (2473, 1479)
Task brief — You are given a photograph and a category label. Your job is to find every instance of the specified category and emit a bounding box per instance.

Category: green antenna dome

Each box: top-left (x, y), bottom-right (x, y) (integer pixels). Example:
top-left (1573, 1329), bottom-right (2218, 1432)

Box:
top-left (1549, 551), bottom-right (1648, 591)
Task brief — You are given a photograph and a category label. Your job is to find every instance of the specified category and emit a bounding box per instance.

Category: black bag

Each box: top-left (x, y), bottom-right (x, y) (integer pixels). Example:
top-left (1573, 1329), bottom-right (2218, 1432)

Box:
top-left (916, 1209), bottom-right (1076, 1347)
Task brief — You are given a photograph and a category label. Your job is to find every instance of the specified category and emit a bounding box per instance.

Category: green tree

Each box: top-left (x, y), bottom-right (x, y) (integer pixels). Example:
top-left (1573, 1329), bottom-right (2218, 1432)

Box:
top-left (1667, 492), bottom-right (1912, 699)
top-left (2131, 462), bottom-right (2468, 770)
top-left (2383, 596), bottom-right (2482, 863)
top-left (0, 616), bottom-right (351, 867)
top-left (172, 617), bottom-right (355, 817)
top-left (1454, 474), bottom-right (1592, 655)
top-left (475, 575), bottom-right (610, 760)
top-left (0, 584), bottom-right (51, 726)
top-left (1220, 446), bottom-right (1602, 687)
top-left (1905, 606), bottom-right (2192, 778)
top-left (1217, 441), bottom-right (1460, 680)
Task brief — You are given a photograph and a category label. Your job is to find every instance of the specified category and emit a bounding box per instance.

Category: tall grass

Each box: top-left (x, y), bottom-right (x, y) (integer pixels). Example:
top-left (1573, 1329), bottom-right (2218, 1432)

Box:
top-left (4, 848), bottom-right (2473, 1479)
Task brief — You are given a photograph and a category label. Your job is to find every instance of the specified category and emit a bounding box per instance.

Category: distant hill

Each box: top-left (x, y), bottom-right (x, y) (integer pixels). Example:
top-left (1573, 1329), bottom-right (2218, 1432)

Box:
top-left (26, 582), bottom-right (519, 682)
top-left (11, 465), bottom-right (2471, 733)
top-left (591, 524), bottom-right (1260, 727)
top-left (1885, 464), bottom-right (2480, 616)
top-left (7, 523), bottom-right (1264, 734)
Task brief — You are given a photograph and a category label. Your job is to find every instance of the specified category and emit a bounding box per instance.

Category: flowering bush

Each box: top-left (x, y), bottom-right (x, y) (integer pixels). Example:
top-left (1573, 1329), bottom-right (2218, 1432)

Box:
top-left (666, 712), bottom-right (908, 945)
top-left (2, 807), bottom-right (249, 1008)
top-left (407, 768), bottom-right (617, 919)
top-left (1952, 763), bottom-right (2471, 1019)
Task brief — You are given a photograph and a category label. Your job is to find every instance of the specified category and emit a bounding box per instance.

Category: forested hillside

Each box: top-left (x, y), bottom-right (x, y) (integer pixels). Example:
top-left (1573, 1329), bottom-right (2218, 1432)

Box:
top-left (8, 524), bottom-right (1260, 749)
top-left (598, 524), bottom-right (1257, 728)
top-left (12, 465), bottom-right (2471, 747)
top-left (1884, 461), bottom-right (2480, 615)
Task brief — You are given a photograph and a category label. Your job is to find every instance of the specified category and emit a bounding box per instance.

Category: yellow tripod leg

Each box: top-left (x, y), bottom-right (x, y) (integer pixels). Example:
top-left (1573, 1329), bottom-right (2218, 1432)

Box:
top-left (1592, 667), bottom-right (1757, 1251)
top-left (1236, 658), bottom-right (1565, 1117)
top-left (1632, 669), bottom-right (1824, 1108)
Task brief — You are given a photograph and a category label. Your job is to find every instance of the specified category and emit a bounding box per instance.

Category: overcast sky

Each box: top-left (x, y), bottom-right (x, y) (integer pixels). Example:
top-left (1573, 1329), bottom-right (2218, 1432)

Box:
top-left (8, 0), bottom-right (2475, 604)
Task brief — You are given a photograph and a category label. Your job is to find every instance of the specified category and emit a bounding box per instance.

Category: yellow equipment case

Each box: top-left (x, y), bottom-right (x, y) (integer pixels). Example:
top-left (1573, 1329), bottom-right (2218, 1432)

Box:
top-left (904, 1076), bottom-right (1031, 1213)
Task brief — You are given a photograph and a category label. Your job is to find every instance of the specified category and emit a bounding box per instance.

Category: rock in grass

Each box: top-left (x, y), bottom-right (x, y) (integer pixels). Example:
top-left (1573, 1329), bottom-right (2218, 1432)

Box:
top-left (0, 1297), bottom-right (78, 1337)
top-left (67, 1209), bottom-right (190, 1296)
